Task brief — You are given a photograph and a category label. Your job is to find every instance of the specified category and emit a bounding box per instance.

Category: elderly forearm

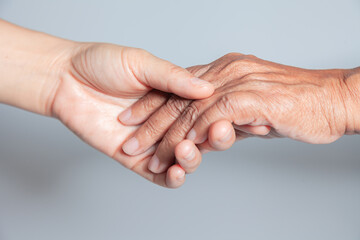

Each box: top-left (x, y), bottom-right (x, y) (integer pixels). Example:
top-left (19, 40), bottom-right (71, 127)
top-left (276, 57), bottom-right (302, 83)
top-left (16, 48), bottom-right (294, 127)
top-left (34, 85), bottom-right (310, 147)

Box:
top-left (343, 67), bottom-right (360, 134)
top-left (0, 19), bottom-right (75, 116)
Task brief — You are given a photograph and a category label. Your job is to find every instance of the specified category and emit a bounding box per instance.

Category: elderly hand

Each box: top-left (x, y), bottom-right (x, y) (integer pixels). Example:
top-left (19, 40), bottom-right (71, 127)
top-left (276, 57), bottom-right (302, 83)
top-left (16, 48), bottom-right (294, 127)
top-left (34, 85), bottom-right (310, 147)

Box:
top-left (120, 53), bottom-right (360, 175)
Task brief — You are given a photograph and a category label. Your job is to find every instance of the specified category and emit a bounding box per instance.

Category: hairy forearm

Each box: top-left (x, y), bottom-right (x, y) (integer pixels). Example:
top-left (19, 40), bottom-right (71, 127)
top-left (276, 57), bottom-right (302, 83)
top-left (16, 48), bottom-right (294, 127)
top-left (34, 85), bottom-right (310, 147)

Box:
top-left (0, 19), bottom-right (75, 116)
top-left (343, 67), bottom-right (360, 134)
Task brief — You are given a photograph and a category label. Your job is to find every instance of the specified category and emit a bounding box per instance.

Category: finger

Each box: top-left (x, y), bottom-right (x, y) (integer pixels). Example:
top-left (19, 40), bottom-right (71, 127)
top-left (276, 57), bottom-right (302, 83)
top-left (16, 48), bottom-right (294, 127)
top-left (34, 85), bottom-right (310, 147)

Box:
top-left (175, 140), bottom-right (202, 174)
top-left (233, 124), bottom-right (271, 136)
top-left (122, 96), bottom-right (191, 156)
top-left (207, 120), bottom-right (236, 151)
top-left (113, 143), bottom-right (185, 189)
top-left (164, 164), bottom-right (186, 188)
top-left (197, 127), bottom-right (250, 154)
top-left (119, 63), bottom-right (212, 126)
top-left (132, 158), bottom-right (186, 189)
top-left (147, 100), bottom-right (212, 174)
top-left (119, 90), bottom-right (169, 125)
top-left (137, 51), bottom-right (214, 99)
top-left (187, 93), bottom-right (264, 144)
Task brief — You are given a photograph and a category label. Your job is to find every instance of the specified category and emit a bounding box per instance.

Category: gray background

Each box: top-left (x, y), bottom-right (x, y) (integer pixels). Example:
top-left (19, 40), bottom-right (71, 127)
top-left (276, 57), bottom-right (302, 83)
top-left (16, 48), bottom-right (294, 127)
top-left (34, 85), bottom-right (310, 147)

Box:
top-left (1, 0), bottom-right (360, 239)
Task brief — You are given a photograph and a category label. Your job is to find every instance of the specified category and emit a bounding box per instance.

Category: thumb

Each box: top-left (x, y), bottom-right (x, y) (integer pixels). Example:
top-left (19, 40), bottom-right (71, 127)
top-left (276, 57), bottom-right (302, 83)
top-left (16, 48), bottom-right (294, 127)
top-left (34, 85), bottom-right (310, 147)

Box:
top-left (134, 50), bottom-right (214, 99)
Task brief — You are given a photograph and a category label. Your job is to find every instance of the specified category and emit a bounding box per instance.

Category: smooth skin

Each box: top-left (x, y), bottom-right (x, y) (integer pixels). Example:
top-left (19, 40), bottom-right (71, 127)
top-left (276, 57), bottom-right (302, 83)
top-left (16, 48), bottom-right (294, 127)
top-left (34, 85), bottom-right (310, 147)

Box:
top-left (0, 20), bottom-right (215, 188)
top-left (120, 53), bottom-right (360, 175)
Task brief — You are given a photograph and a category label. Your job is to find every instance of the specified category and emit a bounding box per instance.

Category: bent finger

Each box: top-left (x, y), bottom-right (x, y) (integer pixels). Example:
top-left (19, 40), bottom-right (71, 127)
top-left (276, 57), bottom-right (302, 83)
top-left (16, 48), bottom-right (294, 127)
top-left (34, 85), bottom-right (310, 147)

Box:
top-left (207, 120), bottom-right (236, 151)
top-left (234, 124), bottom-right (271, 136)
top-left (119, 90), bottom-right (169, 125)
top-left (122, 96), bottom-right (191, 156)
top-left (175, 140), bottom-right (202, 174)
top-left (187, 93), bottom-right (264, 144)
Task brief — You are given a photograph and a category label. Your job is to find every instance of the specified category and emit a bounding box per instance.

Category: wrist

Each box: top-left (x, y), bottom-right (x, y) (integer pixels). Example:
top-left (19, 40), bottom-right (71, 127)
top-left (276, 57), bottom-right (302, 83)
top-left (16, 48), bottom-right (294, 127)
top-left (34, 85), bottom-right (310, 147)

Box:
top-left (0, 20), bottom-right (78, 116)
top-left (342, 67), bottom-right (360, 135)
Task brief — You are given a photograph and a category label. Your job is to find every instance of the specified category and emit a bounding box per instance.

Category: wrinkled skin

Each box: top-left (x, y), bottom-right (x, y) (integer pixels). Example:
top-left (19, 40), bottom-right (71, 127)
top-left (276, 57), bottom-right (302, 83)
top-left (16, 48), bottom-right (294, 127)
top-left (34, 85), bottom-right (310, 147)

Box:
top-left (51, 43), bottom-right (214, 188)
top-left (121, 53), bottom-right (358, 174)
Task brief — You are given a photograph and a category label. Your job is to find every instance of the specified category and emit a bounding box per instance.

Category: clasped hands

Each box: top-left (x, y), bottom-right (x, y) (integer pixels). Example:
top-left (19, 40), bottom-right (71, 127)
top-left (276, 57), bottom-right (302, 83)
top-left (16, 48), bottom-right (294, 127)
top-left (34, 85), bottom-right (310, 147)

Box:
top-left (1, 20), bottom-right (359, 189)
top-left (53, 43), bottom-right (358, 189)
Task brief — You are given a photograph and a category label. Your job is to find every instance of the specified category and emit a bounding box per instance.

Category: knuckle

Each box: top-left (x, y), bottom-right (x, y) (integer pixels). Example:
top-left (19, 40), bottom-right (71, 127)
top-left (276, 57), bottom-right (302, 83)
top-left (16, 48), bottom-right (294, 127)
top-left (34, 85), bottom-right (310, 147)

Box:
top-left (245, 54), bottom-right (258, 59)
top-left (160, 104), bottom-right (203, 146)
top-left (231, 55), bottom-right (258, 69)
top-left (164, 97), bottom-right (189, 119)
top-left (221, 58), bottom-right (256, 76)
top-left (216, 94), bottom-right (237, 117)
top-left (180, 102), bottom-right (202, 124)
top-left (222, 52), bottom-right (244, 60)
top-left (161, 129), bottom-right (184, 149)
top-left (141, 94), bottom-right (160, 112)
top-left (235, 58), bottom-right (256, 67)
top-left (166, 121), bottom-right (190, 143)
top-left (163, 131), bottom-right (180, 145)
top-left (240, 73), bottom-right (265, 82)
top-left (142, 118), bottom-right (161, 138)
top-left (209, 53), bottom-right (245, 75)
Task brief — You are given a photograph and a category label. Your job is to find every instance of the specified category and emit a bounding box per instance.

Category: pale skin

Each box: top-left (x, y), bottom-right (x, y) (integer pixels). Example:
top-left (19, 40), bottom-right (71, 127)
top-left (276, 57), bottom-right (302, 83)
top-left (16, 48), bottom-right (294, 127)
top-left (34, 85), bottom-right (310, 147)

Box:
top-left (120, 53), bottom-right (360, 175)
top-left (0, 19), bottom-right (216, 188)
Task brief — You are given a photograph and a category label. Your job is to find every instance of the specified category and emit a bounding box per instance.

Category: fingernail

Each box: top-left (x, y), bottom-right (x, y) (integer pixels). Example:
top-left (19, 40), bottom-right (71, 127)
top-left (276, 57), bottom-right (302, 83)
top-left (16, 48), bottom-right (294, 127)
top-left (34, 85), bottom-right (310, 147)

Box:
top-left (187, 129), bottom-right (207, 144)
top-left (220, 129), bottom-right (233, 142)
top-left (215, 129), bottom-right (232, 145)
top-left (197, 134), bottom-right (207, 144)
top-left (190, 77), bottom-right (211, 87)
top-left (122, 137), bottom-right (139, 155)
top-left (187, 129), bottom-right (196, 141)
top-left (183, 147), bottom-right (195, 161)
top-left (148, 155), bottom-right (160, 173)
top-left (118, 108), bottom-right (132, 124)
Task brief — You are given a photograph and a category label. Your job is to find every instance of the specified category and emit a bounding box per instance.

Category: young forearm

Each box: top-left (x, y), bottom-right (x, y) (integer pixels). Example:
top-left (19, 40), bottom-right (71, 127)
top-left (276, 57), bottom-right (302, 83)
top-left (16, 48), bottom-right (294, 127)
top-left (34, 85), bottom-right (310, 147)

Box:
top-left (0, 19), bottom-right (75, 116)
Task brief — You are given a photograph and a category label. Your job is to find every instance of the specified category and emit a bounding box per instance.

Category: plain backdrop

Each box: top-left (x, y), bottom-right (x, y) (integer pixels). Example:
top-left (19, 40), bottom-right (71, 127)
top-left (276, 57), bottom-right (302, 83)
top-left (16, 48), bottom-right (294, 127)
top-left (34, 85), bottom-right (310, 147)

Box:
top-left (0, 0), bottom-right (360, 239)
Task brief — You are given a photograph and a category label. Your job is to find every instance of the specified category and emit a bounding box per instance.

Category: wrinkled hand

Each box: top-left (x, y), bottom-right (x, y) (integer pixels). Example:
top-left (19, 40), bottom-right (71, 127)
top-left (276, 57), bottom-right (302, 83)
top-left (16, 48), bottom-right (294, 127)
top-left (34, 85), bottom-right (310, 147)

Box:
top-left (120, 53), bottom-right (358, 175)
top-left (51, 43), bottom-right (214, 188)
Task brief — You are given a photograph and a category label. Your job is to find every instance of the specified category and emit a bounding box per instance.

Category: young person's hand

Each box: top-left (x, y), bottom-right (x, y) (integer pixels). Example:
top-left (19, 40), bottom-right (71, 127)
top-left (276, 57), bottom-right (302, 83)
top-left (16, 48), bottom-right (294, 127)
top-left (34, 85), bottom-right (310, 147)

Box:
top-left (53, 43), bottom-right (214, 188)
top-left (0, 20), bottom-right (215, 188)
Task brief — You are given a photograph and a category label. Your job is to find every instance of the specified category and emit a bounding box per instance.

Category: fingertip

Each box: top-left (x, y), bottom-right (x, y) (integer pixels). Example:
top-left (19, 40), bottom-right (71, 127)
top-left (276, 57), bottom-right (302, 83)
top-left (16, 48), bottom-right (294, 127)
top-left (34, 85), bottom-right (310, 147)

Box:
top-left (175, 139), bottom-right (194, 159)
top-left (189, 78), bottom-right (215, 98)
top-left (118, 108), bottom-right (132, 125)
top-left (122, 137), bottom-right (140, 156)
top-left (118, 107), bottom-right (145, 126)
top-left (186, 129), bottom-right (196, 141)
top-left (208, 120), bottom-right (236, 151)
top-left (186, 128), bottom-right (207, 144)
top-left (172, 77), bottom-right (214, 100)
top-left (175, 140), bottom-right (202, 174)
top-left (166, 164), bottom-right (186, 188)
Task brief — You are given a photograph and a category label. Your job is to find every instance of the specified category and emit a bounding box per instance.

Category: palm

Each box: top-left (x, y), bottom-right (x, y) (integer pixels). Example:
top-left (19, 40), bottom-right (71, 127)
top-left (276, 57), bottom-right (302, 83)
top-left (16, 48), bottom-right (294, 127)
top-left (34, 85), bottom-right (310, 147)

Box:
top-left (52, 44), bottom-right (165, 186)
